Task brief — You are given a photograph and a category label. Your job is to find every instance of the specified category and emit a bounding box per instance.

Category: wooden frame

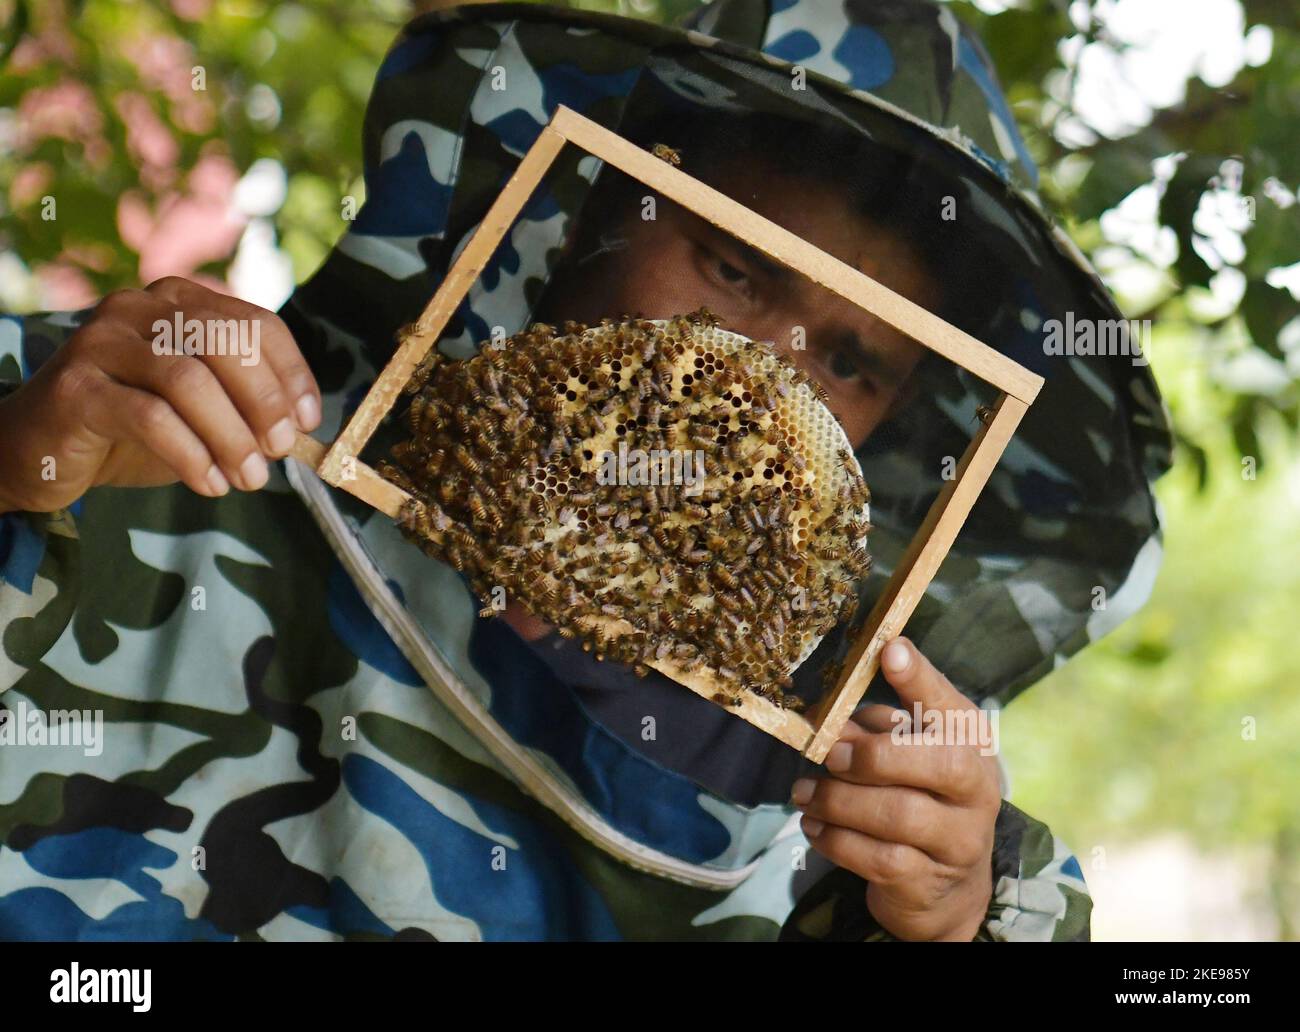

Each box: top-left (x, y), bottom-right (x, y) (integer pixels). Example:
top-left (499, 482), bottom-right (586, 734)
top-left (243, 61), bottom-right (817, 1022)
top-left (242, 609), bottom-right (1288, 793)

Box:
top-left (290, 104), bottom-right (1043, 764)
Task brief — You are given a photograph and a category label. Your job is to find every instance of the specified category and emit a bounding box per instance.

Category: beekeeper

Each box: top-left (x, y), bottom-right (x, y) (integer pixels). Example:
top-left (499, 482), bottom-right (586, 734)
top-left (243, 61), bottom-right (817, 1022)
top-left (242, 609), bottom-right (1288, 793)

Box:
top-left (0, 0), bottom-right (1169, 941)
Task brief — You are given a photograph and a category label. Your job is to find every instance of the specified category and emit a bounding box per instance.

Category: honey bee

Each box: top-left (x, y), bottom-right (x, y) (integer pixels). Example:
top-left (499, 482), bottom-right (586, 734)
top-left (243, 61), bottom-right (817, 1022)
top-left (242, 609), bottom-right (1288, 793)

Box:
top-left (838, 594), bottom-right (860, 623)
top-left (453, 443), bottom-right (482, 475)
top-left (452, 404), bottom-right (476, 436)
top-left (515, 353), bottom-right (539, 379)
top-left (712, 564), bottom-right (738, 591)
top-left (975, 403), bottom-right (995, 426)
top-left (405, 349), bottom-right (443, 395)
top-left (651, 142), bottom-right (682, 167)
top-left (845, 546), bottom-right (872, 575)
top-left (846, 517), bottom-right (872, 539)
top-left (715, 591), bottom-right (741, 614)
top-left (503, 410), bottom-right (532, 435)
top-left (466, 374), bottom-right (485, 404)
top-left (407, 393), bottom-right (434, 434)
top-left (467, 490), bottom-right (497, 529)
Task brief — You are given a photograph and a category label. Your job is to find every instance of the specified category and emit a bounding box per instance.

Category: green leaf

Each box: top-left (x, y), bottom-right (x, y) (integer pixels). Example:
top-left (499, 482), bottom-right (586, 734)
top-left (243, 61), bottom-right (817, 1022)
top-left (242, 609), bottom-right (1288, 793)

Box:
top-left (1248, 29), bottom-right (1300, 182)
top-left (0, 0), bottom-right (29, 63)
top-left (1127, 640), bottom-right (1172, 665)
top-left (1245, 197), bottom-right (1300, 276)
top-left (1160, 154), bottom-right (1223, 289)
top-left (1230, 398), bottom-right (1264, 468)
top-left (1241, 279), bottom-right (1300, 360)
top-left (1075, 144), bottom-right (1155, 222)
top-left (1173, 429), bottom-right (1210, 492)
top-left (975, 6), bottom-right (1072, 89)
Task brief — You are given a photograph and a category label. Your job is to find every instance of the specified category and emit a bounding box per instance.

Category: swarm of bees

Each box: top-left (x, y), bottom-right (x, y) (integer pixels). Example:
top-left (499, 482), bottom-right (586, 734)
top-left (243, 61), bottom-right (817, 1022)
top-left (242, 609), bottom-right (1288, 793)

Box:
top-left (378, 310), bottom-right (872, 711)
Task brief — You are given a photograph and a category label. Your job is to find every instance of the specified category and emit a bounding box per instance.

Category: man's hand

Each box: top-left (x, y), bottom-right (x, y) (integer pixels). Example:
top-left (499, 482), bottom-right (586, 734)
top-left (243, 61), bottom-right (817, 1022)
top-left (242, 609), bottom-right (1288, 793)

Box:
top-left (0, 278), bottom-right (321, 514)
top-left (791, 637), bottom-right (1002, 941)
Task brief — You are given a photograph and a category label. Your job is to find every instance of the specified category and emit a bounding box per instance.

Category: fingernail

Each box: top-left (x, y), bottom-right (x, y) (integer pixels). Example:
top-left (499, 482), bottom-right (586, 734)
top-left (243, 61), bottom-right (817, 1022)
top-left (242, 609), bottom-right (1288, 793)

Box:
top-left (882, 639), bottom-right (910, 674)
top-left (790, 778), bottom-right (816, 807)
top-left (205, 464), bottom-right (229, 497)
top-left (825, 741), bottom-right (852, 772)
top-left (295, 393), bottom-right (320, 431)
top-left (267, 417), bottom-right (295, 455)
top-left (801, 816), bottom-right (824, 838)
top-left (239, 451), bottom-right (268, 490)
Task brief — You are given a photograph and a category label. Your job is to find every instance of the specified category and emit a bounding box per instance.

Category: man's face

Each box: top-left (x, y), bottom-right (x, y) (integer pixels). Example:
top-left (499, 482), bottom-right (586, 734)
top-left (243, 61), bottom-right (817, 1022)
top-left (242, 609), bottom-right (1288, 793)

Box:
top-left (539, 160), bottom-right (936, 449)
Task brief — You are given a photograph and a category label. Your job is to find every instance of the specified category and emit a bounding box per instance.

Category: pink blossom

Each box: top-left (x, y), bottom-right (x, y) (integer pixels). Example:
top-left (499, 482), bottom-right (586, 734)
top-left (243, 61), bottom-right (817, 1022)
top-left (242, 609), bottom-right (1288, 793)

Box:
top-left (115, 191), bottom-right (155, 253)
top-left (170, 0), bottom-right (214, 22)
top-left (113, 31), bottom-right (216, 135)
top-left (17, 81), bottom-right (102, 147)
top-left (9, 26), bottom-right (76, 74)
top-left (126, 35), bottom-right (195, 99)
top-left (36, 262), bottom-right (99, 310)
top-left (10, 163), bottom-right (54, 208)
top-left (115, 92), bottom-right (180, 189)
top-left (117, 152), bottom-right (248, 283)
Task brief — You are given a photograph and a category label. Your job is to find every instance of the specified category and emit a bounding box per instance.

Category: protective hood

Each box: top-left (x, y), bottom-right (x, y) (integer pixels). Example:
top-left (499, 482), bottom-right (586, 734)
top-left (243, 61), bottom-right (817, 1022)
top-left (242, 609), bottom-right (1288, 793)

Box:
top-left (276, 0), bottom-right (1173, 824)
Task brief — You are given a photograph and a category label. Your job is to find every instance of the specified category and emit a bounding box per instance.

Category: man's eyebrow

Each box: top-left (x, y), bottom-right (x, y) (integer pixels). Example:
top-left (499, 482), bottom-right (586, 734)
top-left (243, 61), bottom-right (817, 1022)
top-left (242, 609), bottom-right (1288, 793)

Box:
top-left (700, 222), bottom-right (790, 280)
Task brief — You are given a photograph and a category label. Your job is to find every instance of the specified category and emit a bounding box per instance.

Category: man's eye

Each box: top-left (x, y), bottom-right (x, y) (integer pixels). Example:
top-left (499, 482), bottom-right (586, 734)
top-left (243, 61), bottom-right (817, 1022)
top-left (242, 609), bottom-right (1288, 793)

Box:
top-left (822, 347), bottom-right (877, 393)
top-left (828, 350), bottom-right (859, 380)
top-left (697, 244), bottom-right (754, 297)
top-left (715, 259), bottom-right (748, 284)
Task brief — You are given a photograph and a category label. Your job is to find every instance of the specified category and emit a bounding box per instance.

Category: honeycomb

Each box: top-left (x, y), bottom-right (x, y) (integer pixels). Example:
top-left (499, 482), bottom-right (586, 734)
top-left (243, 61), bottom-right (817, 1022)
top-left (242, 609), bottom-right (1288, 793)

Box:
top-left (379, 310), bottom-right (872, 710)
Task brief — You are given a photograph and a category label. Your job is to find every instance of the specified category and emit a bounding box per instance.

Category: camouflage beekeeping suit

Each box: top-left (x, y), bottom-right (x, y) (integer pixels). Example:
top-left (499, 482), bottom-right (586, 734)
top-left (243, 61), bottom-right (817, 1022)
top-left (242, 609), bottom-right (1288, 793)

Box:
top-left (0, 0), bottom-right (1171, 941)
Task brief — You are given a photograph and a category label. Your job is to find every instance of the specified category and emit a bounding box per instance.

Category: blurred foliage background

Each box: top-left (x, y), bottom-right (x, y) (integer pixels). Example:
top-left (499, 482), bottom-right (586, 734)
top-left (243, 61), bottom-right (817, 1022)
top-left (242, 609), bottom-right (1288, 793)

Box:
top-left (1, 0), bottom-right (1297, 938)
